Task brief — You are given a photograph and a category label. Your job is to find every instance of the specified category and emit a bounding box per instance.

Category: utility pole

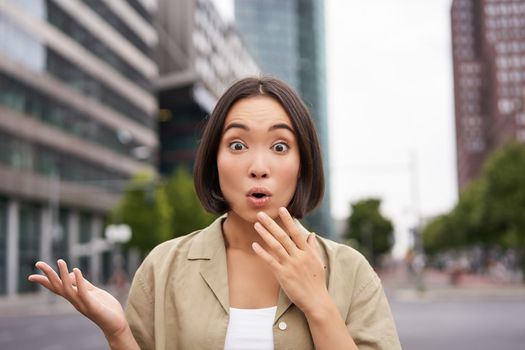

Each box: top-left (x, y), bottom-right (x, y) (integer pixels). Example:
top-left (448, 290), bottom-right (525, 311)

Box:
top-left (409, 150), bottom-right (425, 291)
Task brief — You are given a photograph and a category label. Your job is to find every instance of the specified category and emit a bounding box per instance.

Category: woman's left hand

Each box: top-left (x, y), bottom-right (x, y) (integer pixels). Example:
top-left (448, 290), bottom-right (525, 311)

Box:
top-left (252, 207), bottom-right (330, 315)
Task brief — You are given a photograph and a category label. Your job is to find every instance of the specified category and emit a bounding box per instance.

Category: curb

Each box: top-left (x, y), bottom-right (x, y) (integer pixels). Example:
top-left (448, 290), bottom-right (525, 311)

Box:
top-left (393, 286), bottom-right (525, 302)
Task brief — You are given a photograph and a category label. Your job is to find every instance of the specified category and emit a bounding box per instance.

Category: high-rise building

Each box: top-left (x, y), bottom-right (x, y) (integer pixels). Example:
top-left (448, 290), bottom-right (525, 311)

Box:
top-left (451, 0), bottom-right (525, 190)
top-left (234, 0), bottom-right (332, 237)
top-left (155, 0), bottom-right (259, 175)
top-left (0, 0), bottom-right (158, 296)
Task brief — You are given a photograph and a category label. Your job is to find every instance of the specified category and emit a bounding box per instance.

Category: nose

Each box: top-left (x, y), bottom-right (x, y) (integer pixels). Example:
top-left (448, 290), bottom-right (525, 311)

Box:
top-left (249, 151), bottom-right (269, 179)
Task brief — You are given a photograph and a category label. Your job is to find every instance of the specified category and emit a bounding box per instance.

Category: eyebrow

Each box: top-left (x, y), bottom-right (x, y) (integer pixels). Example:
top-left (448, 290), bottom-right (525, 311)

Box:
top-left (223, 122), bottom-right (295, 134)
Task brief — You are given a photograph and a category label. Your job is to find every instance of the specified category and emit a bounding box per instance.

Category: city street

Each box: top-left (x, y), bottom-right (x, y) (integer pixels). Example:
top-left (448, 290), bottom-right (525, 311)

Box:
top-left (390, 294), bottom-right (525, 350)
top-left (1, 285), bottom-right (524, 349)
top-left (0, 312), bottom-right (106, 350)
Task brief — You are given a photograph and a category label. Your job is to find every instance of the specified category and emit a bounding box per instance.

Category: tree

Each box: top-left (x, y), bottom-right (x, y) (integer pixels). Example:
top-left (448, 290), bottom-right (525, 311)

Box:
top-left (423, 179), bottom-right (485, 256)
top-left (344, 198), bottom-right (394, 266)
top-left (422, 214), bottom-right (452, 256)
top-left (422, 141), bottom-right (525, 279)
top-left (112, 170), bottom-right (172, 255)
top-left (482, 142), bottom-right (525, 275)
top-left (164, 167), bottom-right (217, 238)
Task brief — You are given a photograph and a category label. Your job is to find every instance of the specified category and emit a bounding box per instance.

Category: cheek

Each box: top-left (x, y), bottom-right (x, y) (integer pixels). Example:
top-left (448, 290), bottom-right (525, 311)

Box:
top-left (279, 157), bottom-right (300, 190)
top-left (217, 152), bottom-right (237, 187)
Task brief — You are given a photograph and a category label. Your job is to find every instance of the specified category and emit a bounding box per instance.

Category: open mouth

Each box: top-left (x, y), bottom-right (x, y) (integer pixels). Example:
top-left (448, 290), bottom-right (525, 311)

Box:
top-left (246, 188), bottom-right (272, 203)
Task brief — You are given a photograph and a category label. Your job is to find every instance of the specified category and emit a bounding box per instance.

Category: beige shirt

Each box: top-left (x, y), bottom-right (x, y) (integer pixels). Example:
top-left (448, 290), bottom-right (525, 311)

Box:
top-left (125, 215), bottom-right (402, 350)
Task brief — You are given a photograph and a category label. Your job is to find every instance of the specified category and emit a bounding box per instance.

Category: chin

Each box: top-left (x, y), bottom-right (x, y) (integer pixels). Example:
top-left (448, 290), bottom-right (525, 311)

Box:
top-left (230, 206), bottom-right (280, 223)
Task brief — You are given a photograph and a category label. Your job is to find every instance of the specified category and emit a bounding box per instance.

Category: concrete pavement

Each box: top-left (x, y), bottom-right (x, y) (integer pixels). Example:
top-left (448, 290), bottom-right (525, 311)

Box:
top-left (380, 265), bottom-right (525, 302)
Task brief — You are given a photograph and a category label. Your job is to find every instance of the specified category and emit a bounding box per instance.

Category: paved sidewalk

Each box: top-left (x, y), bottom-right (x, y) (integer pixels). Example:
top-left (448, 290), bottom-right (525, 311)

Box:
top-left (0, 285), bottom-right (128, 317)
top-left (2, 267), bottom-right (524, 316)
top-left (0, 292), bottom-right (77, 317)
top-left (379, 265), bottom-right (525, 302)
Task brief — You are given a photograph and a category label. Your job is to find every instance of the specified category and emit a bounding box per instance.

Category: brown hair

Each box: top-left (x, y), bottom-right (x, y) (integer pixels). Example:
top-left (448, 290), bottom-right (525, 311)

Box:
top-left (193, 77), bottom-right (324, 218)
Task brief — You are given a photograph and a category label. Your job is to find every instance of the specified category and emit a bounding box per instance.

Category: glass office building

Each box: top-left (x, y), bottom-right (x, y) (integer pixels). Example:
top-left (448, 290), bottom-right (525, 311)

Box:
top-left (0, 0), bottom-right (158, 295)
top-left (155, 0), bottom-right (259, 175)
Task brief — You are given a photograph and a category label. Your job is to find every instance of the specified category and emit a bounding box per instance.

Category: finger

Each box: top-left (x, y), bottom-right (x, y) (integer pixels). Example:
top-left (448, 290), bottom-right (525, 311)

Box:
top-left (28, 274), bottom-right (55, 291)
top-left (307, 233), bottom-right (324, 265)
top-left (256, 211), bottom-right (297, 255)
top-left (73, 268), bottom-right (94, 312)
top-left (278, 207), bottom-right (308, 250)
top-left (57, 260), bottom-right (77, 301)
top-left (69, 272), bottom-right (77, 286)
top-left (252, 242), bottom-right (281, 271)
top-left (68, 268), bottom-right (95, 290)
top-left (307, 232), bottom-right (315, 246)
top-left (254, 222), bottom-right (289, 260)
top-left (35, 261), bottom-right (63, 294)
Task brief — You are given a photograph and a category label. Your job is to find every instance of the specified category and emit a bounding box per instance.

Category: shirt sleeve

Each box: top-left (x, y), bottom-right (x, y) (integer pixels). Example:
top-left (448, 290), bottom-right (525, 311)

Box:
top-left (125, 265), bottom-right (155, 350)
top-left (345, 263), bottom-right (402, 350)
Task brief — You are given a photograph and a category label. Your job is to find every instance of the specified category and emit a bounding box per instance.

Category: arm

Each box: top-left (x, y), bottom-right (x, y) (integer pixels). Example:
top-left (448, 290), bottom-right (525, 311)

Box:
top-left (28, 260), bottom-right (140, 350)
top-left (302, 290), bottom-right (359, 350)
top-left (253, 208), bottom-right (358, 350)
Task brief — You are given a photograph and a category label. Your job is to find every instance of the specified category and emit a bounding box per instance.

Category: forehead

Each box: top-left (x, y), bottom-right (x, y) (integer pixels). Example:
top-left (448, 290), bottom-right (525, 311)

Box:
top-left (224, 96), bottom-right (292, 127)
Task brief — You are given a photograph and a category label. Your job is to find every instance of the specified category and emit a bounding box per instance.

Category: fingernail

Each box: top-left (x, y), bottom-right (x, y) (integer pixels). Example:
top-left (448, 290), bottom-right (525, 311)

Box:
top-left (279, 207), bottom-right (287, 215)
top-left (254, 222), bottom-right (262, 230)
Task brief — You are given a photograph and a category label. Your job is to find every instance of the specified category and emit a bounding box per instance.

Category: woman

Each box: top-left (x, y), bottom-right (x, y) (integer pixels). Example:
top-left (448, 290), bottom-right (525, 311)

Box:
top-left (29, 77), bottom-right (401, 349)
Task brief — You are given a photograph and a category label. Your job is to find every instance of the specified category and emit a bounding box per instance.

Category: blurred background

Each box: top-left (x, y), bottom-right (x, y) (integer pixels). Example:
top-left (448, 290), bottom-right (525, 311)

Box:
top-left (0, 0), bottom-right (524, 349)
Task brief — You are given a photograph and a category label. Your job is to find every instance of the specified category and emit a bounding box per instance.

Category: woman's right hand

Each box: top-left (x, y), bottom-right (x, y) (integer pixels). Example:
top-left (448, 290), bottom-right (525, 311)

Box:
top-left (28, 260), bottom-right (129, 341)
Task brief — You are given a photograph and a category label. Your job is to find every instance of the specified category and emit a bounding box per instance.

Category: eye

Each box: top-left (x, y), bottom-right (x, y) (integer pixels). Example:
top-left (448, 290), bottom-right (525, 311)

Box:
top-left (229, 141), bottom-right (247, 151)
top-left (272, 142), bottom-right (289, 153)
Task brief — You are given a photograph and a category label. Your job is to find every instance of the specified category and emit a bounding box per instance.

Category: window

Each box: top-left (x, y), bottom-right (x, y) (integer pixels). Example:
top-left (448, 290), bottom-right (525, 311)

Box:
top-left (18, 203), bottom-right (40, 293)
top-left (47, 1), bottom-right (151, 92)
top-left (46, 50), bottom-right (153, 128)
top-left (79, 213), bottom-right (92, 244)
top-left (51, 208), bottom-right (69, 264)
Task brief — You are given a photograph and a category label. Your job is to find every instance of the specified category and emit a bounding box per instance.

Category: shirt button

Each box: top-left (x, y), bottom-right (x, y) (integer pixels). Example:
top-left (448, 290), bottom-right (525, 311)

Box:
top-left (278, 321), bottom-right (287, 331)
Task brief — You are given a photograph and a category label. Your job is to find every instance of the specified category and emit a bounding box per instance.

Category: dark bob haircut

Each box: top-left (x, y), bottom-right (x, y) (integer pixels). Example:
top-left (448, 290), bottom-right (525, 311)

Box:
top-left (193, 76), bottom-right (324, 219)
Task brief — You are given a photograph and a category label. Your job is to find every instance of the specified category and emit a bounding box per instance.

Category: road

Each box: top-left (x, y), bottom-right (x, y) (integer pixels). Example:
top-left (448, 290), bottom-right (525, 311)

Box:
top-left (0, 313), bottom-right (107, 350)
top-left (1, 293), bottom-right (524, 349)
top-left (390, 294), bottom-right (525, 350)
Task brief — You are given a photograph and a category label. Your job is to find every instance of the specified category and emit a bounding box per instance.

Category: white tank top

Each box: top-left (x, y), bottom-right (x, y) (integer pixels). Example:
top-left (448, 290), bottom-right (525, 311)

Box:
top-left (223, 306), bottom-right (277, 350)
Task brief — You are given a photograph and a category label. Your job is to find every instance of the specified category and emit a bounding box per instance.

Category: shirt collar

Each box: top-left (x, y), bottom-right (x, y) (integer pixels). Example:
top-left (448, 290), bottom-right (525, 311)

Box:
top-left (186, 213), bottom-right (327, 319)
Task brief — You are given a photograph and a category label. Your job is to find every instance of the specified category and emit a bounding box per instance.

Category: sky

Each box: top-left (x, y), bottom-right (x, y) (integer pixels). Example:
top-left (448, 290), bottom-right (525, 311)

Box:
top-left (213, 0), bottom-right (458, 258)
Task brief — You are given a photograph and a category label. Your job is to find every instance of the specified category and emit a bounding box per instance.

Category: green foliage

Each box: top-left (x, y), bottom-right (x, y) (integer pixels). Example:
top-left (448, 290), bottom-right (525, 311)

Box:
top-left (344, 198), bottom-right (394, 266)
top-left (422, 141), bottom-right (525, 278)
top-left (111, 167), bottom-right (217, 255)
top-left (164, 167), bottom-right (217, 237)
top-left (482, 141), bottom-right (525, 248)
top-left (112, 170), bottom-right (172, 254)
top-left (422, 214), bottom-right (451, 255)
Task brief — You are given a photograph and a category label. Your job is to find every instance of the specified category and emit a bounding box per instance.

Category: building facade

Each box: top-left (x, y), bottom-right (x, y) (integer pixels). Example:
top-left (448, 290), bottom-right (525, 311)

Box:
top-left (234, 0), bottom-right (333, 237)
top-left (155, 0), bottom-right (259, 175)
top-left (0, 0), bottom-right (158, 296)
top-left (451, 0), bottom-right (525, 190)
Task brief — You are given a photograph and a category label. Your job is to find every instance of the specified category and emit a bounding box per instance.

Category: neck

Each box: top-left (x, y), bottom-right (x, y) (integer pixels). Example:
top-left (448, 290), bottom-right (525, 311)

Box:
top-left (222, 211), bottom-right (281, 252)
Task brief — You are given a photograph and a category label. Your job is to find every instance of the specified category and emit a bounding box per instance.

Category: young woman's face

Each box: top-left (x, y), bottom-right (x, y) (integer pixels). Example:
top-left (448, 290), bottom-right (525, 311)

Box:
top-left (217, 95), bottom-right (300, 223)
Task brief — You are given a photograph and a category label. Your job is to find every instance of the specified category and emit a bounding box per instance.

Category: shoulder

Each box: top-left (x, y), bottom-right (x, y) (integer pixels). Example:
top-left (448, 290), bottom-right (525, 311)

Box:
top-left (135, 215), bottom-right (225, 277)
top-left (316, 235), bottom-right (371, 271)
top-left (315, 235), bottom-right (380, 295)
top-left (141, 229), bottom-right (202, 267)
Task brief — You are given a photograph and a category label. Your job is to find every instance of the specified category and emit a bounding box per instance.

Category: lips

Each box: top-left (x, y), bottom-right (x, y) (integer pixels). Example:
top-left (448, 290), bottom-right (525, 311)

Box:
top-left (246, 187), bottom-right (272, 208)
top-left (246, 187), bottom-right (272, 198)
